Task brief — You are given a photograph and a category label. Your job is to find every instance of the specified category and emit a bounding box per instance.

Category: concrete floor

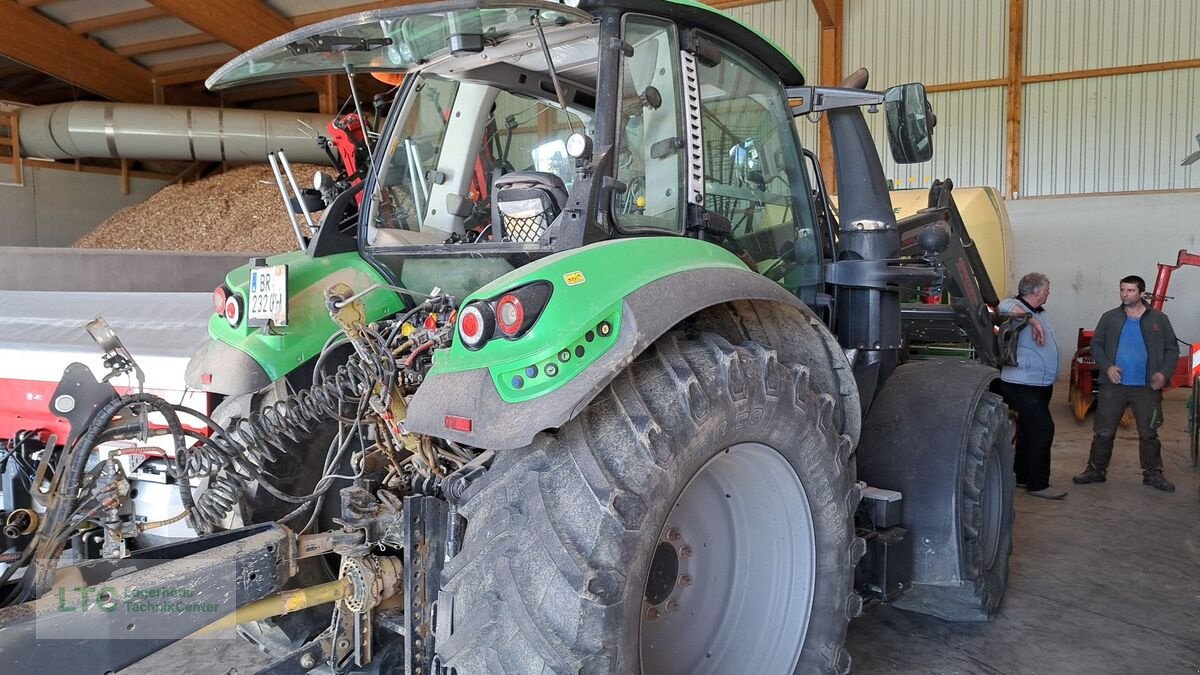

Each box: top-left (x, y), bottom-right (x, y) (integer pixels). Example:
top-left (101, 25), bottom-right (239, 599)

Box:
top-left (846, 386), bottom-right (1200, 674)
top-left (122, 387), bottom-right (1200, 674)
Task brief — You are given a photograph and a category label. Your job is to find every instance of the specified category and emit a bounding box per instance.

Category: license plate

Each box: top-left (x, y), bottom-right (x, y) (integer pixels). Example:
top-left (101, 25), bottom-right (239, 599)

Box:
top-left (248, 264), bottom-right (288, 326)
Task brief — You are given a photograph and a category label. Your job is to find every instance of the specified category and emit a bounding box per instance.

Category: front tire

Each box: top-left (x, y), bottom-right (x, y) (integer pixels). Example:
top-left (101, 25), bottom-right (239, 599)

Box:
top-left (437, 333), bottom-right (863, 674)
top-left (894, 390), bottom-right (1014, 621)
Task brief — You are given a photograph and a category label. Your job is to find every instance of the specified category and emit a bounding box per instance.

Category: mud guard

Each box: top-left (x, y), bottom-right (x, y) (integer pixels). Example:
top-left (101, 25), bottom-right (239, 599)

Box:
top-left (405, 266), bottom-right (852, 450)
top-left (855, 358), bottom-right (1013, 619)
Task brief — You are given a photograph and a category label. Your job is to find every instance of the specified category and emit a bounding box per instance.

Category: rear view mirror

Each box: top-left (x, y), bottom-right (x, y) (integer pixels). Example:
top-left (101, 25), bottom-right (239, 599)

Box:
top-left (884, 83), bottom-right (936, 164)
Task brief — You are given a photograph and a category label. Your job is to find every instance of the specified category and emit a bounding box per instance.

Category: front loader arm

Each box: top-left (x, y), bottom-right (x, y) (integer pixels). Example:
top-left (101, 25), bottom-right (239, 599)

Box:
top-left (896, 180), bottom-right (1015, 368)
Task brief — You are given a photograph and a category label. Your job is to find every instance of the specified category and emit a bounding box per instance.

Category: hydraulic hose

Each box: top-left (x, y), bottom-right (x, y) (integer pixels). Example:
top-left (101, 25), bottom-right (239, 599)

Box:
top-left (175, 333), bottom-right (399, 530)
top-left (30, 393), bottom-right (191, 598)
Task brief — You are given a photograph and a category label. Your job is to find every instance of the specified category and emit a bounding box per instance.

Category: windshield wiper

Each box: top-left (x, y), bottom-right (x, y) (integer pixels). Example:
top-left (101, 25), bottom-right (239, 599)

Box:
top-left (287, 35), bottom-right (392, 55)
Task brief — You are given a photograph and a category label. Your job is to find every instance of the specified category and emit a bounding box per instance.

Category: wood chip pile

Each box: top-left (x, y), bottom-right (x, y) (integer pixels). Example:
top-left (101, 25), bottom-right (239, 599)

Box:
top-left (73, 163), bottom-right (328, 253)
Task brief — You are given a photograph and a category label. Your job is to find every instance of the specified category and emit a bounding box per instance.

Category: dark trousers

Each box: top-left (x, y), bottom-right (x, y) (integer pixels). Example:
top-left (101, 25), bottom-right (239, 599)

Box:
top-left (1087, 383), bottom-right (1164, 474)
top-left (998, 380), bottom-right (1055, 491)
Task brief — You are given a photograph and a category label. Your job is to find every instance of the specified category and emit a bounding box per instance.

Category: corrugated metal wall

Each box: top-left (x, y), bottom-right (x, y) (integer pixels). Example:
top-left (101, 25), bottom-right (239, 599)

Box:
top-left (723, 1), bottom-right (821, 154)
top-left (844, 0), bottom-right (1009, 190)
top-left (1026, 0), bottom-right (1200, 74)
top-left (723, 0), bottom-right (1200, 197)
top-left (864, 87), bottom-right (1008, 191)
top-left (1023, 70), bottom-right (1200, 195)
top-left (844, 0), bottom-right (1008, 85)
top-left (1021, 0), bottom-right (1200, 196)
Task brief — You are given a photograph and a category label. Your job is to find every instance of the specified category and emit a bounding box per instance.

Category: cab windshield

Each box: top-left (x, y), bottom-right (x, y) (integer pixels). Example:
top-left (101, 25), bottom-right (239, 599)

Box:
top-left (356, 15), bottom-right (600, 299)
top-left (364, 72), bottom-right (589, 249)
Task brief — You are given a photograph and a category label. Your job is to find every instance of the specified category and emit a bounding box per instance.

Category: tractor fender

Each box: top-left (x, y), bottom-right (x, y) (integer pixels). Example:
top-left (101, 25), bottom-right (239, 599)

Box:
top-left (405, 262), bottom-right (846, 450)
top-left (184, 250), bottom-right (403, 395)
top-left (854, 359), bottom-right (1000, 587)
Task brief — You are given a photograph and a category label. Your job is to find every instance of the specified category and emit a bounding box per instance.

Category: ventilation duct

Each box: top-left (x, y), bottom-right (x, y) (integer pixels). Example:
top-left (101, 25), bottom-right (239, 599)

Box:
top-left (18, 102), bottom-right (333, 164)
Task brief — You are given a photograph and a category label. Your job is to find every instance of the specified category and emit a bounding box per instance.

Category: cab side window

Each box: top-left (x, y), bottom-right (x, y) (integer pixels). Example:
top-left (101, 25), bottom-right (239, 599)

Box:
top-left (695, 36), bottom-right (823, 304)
top-left (614, 16), bottom-right (686, 232)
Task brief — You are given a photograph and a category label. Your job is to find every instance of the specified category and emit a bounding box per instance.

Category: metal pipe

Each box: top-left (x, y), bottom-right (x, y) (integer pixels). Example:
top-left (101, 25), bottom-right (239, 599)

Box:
top-left (404, 139), bottom-right (426, 222)
top-left (278, 150), bottom-right (318, 235)
top-left (192, 578), bottom-right (349, 637)
top-left (268, 152), bottom-right (308, 250)
top-left (18, 102), bottom-right (332, 164)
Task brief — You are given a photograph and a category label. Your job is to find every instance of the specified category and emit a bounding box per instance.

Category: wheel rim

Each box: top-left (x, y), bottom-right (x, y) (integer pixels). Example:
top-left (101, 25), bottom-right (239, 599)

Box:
top-left (639, 442), bottom-right (816, 675)
top-left (980, 444), bottom-right (1004, 569)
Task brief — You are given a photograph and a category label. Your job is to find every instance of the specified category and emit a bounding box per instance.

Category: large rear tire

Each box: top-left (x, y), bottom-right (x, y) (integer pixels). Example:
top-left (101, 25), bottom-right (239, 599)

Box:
top-left (437, 333), bottom-right (863, 674)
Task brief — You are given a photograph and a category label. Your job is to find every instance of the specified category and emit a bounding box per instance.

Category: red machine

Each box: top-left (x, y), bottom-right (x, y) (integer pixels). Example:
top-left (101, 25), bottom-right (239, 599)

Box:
top-left (1068, 250), bottom-right (1200, 437)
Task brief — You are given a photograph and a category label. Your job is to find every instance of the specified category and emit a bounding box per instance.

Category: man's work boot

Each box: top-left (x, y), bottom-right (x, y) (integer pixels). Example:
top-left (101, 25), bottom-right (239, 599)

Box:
top-left (1142, 472), bottom-right (1175, 492)
top-left (1072, 467), bottom-right (1107, 484)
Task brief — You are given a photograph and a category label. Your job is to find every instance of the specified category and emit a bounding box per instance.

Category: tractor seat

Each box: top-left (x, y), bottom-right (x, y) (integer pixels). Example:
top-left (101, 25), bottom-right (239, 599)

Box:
top-left (491, 171), bottom-right (569, 243)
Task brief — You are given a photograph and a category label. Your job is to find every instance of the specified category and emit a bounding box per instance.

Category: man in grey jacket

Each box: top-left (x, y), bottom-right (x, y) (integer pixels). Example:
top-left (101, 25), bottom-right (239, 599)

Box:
top-left (997, 272), bottom-right (1065, 499)
top-left (1073, 275), bottom-right (1179, 492)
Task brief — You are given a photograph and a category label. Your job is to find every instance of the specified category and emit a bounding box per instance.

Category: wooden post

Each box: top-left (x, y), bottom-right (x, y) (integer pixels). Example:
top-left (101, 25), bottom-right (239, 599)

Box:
top-left (120, 158), bottom-right (130, 195)
top-left (0, 112), bottom-right (22, 186)
top-left (812, 0), bottom-right (843, 194)
top-left (11, 113), bottom-right (18, 185)
top-left (1005, 0), bottom-right (1024, 199)
top-left (319, 75), bottom-right (338, 115)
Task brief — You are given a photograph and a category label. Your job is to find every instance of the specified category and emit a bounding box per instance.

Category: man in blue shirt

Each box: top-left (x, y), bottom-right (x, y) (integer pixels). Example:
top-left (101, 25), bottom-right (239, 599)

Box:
top-left (1074, 275), bottom-right (1179, 492)
top-left (997, 273), bottom-right (1065, 499)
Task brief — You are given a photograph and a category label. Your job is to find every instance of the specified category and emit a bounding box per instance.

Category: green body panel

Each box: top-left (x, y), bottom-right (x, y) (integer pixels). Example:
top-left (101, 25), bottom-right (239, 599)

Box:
top-left (208, 250), bottom-right (404, 381)
top-left (430, 237), bottom-right (748, 402)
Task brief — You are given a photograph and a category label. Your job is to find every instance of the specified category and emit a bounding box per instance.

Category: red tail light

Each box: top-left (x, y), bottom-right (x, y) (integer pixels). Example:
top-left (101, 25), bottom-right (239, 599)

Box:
top-left (458, 303), bottom-right (494, 350)
top-left (455, 282), bottom-right (552, 350)
top-left (212, 286), bottom-right (228, 315)
top-left (495, 294), bottom-right (524, 336)
top-left (224, 294), bottom-right (242, 328)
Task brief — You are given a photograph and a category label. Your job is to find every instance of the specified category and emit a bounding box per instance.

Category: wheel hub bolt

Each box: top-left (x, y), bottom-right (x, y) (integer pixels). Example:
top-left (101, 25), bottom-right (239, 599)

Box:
top-left (646, 606), bottom-right (661, 620)
top-left (666, 600), bottom-right (680, 613)
top-left (679, 545), bottom-right (693, 558)
top-left (666, 528), bottom-right (681, 542)
top-left (678, 575), bottom-right (693, 587)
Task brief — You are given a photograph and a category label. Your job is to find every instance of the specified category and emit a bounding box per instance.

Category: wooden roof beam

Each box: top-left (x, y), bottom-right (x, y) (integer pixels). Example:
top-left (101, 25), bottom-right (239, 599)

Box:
top-left (146, 0), bottom-right (330, 93)
top-left (149, 52), bottom-right (240, 76)
top-left (810, 0), bottom-right (841, 29)
top-left (67, 7), bottom-right (169, 35)
top-left (292, 1), bottom-right (395, 26)
top-left (151, 68), bottom-right (223, 87)
top-left (145, 0), bottom-right (294, 51)
top-left (219, 80), bottom-right (313, 103)
top-left (114, 33), bottom-right (220, 58)
top-left (0, 3), bottom-right (154, 102)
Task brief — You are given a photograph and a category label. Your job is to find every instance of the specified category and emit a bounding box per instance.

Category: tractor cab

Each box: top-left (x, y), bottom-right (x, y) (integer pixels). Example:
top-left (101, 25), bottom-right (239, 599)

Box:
top-left (207, 0), bottom-right (860, 305)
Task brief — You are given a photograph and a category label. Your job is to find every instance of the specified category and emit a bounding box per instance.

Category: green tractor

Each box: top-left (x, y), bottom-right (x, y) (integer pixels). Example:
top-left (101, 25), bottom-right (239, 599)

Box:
top-left (0, 1), bottom-right (1016, 672)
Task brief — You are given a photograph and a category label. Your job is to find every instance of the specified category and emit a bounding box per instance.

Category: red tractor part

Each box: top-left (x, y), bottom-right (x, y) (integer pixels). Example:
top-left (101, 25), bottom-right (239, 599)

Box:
top-left (1068, 329), bottom-right (1135, 426)
top-left (1189, 343), bottom-right (1199, 466)
top-left (1151, 249), bottom-right (1200, 389)
top-left (328, 113), bottom-right (369, 204)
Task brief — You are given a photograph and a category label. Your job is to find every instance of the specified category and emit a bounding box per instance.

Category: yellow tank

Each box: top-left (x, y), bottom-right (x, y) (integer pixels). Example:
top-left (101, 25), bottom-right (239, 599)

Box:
top-left (831, 186), bottom-right (1014, 298)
